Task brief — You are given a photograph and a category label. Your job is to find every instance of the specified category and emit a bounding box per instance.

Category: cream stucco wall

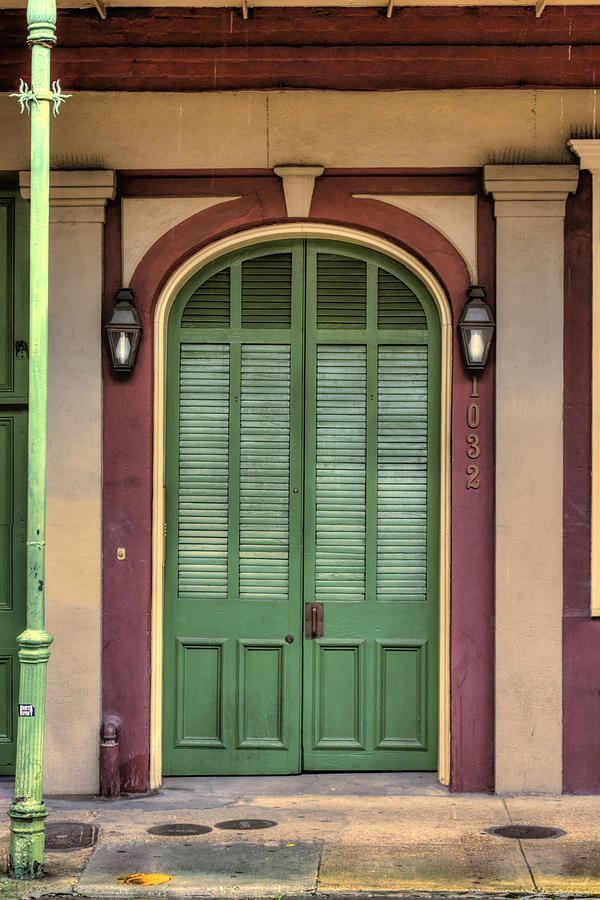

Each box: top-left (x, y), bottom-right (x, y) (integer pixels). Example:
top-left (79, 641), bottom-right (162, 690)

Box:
top-left (0, 90), bottom-right (598, 172)
top-left (121, 197), bottom-right (241, 285)
top-left (45, 222), bottom-right (102, 792)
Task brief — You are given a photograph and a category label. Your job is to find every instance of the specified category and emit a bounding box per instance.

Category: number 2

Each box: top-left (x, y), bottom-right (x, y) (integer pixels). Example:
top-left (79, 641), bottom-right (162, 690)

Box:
top-left (466, 464), bottom-right (480, 489)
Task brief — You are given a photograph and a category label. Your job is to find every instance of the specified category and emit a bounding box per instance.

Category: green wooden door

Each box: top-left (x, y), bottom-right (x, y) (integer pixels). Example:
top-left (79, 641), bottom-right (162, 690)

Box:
top-left (163, 240), bottom-right (439, 775)
top-left (0, 191), bottom-right (29, 774)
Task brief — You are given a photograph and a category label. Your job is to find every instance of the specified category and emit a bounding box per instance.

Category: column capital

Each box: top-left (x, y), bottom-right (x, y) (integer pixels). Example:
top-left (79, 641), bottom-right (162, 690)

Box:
top-left (483, 164), bottom-right (579, 217)
top-left (568, 139), bottom-right (600, 174)
top-left (19, 170), bottom-right (116, 223)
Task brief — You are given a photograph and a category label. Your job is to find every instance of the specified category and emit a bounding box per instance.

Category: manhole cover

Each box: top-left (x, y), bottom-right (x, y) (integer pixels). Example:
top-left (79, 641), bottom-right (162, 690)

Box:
top-left (487, 825), bottom-right (565, 840)
top-left (215, 819), bottom-right (277, 831)
top-left (46, 821), bottom-right (98, 851)
top-left (147, 823), bottom-right (212, 836)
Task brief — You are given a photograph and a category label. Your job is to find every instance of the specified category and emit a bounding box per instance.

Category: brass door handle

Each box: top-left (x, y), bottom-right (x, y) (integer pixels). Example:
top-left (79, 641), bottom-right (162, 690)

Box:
top-left (305, 602), bottom-right (324, 639)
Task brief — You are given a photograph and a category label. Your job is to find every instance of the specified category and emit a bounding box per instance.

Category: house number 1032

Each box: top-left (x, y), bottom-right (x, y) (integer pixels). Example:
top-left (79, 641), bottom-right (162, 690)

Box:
top-left (466, 396), bottom-right (480, 489)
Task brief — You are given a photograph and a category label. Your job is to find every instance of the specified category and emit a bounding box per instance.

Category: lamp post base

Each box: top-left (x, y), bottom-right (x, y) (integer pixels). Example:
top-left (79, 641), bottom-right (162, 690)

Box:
top-left (8, 627), bottom-right (53, 879)
top-left (8, 800), bottom-right (49, 879)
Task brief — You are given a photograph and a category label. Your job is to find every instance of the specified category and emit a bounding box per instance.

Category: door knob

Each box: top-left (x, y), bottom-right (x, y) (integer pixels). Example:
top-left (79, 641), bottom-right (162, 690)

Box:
top-left (285, 634), bottom-right (294, 644)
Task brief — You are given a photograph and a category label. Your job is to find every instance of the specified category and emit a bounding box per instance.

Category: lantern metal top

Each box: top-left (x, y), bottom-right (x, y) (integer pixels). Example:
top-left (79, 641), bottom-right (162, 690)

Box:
top-left (108, 289), bottom-right (141, 327)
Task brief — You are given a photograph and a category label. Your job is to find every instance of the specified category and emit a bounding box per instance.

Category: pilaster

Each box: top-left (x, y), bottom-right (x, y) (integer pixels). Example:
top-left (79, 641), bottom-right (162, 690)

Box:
top-left (484, 164), bottom-right (578, 794)
top-left (19, 169), bottom-right (115, 793)
top-left (567, 141), bottom-right (600, 619)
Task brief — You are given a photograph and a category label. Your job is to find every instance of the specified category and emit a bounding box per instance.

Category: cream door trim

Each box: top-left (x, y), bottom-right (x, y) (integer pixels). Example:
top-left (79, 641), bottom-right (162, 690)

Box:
top-left (151, 223), bottom-right (452, 788)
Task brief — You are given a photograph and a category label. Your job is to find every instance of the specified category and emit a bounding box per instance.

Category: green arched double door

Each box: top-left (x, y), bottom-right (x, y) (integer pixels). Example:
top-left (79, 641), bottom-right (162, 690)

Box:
top-left (163, 239), bottom-right (440, 775)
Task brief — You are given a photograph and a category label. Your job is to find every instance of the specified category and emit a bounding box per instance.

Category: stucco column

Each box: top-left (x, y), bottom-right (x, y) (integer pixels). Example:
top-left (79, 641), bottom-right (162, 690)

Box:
top-left (19, 170), bottom-right (116, 793)
top-left (484, 165), bottom-right (578, 794)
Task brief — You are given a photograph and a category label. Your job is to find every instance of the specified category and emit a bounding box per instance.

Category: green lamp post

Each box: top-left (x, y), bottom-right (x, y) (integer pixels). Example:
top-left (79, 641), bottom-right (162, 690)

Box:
top-left (8, 0), bottom-right (69, 879)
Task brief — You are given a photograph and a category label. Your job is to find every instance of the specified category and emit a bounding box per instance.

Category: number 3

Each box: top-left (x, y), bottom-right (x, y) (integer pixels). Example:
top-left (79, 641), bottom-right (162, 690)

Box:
top-left (466, 434), bottom-right (480, 459)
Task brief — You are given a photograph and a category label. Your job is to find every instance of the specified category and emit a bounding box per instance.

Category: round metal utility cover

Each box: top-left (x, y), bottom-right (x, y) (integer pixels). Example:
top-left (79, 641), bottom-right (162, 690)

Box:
top-left (147, 823), bottom-right (212, 836)
top-left (45, 822), bottom-right (98, 851)
top-left (487, 825), bottom-right (565, 840)
top-left (215, 819), bottom-right (277, 830)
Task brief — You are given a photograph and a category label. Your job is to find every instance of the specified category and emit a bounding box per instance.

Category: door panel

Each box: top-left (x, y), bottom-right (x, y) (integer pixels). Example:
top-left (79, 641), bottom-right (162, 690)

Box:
top-left (163, 239), bottom-right (439, 775)
top-left (0, 192), bottom-right (28, 774)
top-left (0, 410), bottom-right (27, 772)
top-left (163, 243), bottom-right (304, 775)
top-left (302, 243), bottom-right (438, 771)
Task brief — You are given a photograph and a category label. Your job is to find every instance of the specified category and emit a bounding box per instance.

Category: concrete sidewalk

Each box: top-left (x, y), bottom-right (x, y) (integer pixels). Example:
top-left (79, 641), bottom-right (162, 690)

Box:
top-left (1, 774), bottom-right (600, 898)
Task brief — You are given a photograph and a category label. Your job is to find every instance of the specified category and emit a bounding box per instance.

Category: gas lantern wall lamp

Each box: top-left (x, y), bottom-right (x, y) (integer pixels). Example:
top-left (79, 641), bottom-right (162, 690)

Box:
top-left (457, 286), bottom-right (495, 373)
top-left (105, 289), bottom-right (142, 374)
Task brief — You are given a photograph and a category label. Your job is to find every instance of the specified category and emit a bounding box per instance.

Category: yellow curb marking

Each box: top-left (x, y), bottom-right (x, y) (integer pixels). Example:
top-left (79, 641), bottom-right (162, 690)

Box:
top-left (119, 873), bottom-right (174, 886)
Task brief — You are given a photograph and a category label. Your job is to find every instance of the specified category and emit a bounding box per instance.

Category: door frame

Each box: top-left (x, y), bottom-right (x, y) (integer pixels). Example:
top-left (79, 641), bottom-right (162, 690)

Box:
top-left (150, 223), bottom-right (452, 789)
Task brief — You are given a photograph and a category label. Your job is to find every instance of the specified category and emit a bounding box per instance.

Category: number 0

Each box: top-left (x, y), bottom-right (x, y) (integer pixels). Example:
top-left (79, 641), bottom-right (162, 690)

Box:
top-left (467, 403), bottom-right (480, 428)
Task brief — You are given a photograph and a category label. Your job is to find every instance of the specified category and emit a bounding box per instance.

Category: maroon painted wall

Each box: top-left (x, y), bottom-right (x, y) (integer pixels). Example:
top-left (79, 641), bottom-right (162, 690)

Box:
top-left (563, 173), bottom-right (600, 793)
top-left (3, 7), bottom-right (600, 91)
top-left (102, 170), bottom-right (496, 792)
top-left (102, 193), bottom-right (153, 792)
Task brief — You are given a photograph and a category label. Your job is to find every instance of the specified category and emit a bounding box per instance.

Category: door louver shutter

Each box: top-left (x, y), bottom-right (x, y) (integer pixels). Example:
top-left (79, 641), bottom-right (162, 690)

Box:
top-left (181, 270), bottom-right (230, 328)
top-left (315, 345), bottom-right (366, 602)
top-left (317, 254), bottom-right (367, 328)
top-left (377, 346), bottom-right (428, 600)
top-left (178, 344), bottom-right (229, 599)
top-left (378, 270), bottom-right (427, 329)
top-left (242, 254), bottom-right (292, 328)
top-left (240, 345), bottom-right (291, 602)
